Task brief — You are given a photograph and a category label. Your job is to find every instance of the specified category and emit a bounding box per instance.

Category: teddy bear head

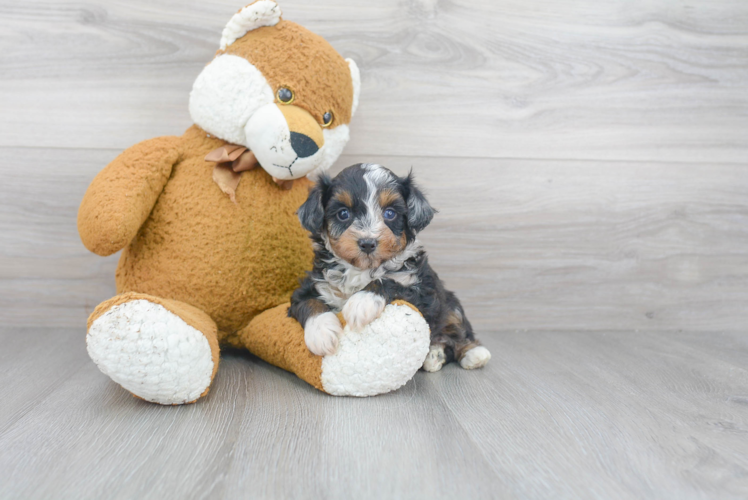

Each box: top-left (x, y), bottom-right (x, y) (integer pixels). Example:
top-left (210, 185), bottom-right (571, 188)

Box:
top-left (189, 0), bottom-right (360, 180)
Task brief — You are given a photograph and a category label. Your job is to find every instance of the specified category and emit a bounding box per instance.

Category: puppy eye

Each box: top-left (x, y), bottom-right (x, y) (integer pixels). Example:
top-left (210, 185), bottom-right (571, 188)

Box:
top-left (383, 208), bottom-right (397, 220)
top-left (322, 111), bottom-right (334, 127)
top-left (277, 87), bottom-right (294, 104)
top-left (337, 208), bottom-right (350, 221)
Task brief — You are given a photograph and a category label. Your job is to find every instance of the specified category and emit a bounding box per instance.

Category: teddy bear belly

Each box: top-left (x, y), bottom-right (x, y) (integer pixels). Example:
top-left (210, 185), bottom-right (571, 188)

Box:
top-left (114, 160), bottom-right (314, 336)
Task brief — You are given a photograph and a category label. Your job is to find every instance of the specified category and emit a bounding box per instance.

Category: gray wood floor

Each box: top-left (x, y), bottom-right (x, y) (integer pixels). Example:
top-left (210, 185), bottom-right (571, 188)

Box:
top-left (1, 0), bottom-right (747, 498)
top-left (2, 328), bottom-right (748, 500)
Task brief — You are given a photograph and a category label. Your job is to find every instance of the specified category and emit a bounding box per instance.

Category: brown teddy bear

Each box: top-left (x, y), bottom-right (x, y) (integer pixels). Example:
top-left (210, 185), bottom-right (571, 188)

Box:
top-left (78, 0), bottom-right (431, 404)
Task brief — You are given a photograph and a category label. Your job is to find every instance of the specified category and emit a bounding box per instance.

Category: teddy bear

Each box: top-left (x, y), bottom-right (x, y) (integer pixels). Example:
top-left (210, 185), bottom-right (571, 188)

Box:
top-left (78, 0), bottom-right (431, 404)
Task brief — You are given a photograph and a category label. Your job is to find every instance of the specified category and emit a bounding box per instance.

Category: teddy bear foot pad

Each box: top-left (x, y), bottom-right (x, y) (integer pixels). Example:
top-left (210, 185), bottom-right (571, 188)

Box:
top-left (87, 299), bottom-right (215, 405)
top-left (320, 303), bottom-right (431, 396)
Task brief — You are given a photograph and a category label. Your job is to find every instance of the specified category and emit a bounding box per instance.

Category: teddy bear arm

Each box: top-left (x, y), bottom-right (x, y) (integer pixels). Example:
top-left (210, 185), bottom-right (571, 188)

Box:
top-left (77, 136), bottom-right (182, 256)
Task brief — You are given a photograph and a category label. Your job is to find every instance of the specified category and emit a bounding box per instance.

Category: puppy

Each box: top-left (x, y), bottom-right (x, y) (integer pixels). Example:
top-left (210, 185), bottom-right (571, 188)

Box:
top-left (289, 163), bottom-right (490, 372)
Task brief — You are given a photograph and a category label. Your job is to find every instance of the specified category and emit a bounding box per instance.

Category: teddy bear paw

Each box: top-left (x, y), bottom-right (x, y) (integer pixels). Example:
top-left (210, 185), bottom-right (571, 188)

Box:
top-left (87, 299), bottom-right (214, 405)
top-left (320, 303), bottom-right (431, 397)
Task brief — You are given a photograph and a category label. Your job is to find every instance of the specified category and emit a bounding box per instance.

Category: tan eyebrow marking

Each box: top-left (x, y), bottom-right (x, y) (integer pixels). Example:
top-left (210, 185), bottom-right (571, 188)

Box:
top-left (378, 189), bottom-right (401, 208)
top-left (334, 190), bottom-right (353, 207)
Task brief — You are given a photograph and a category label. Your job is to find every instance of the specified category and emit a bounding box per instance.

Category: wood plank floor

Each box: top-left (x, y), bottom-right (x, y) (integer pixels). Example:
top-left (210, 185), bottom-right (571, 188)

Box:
top-left (1, 328), bottom-right (747, 500)
top-left (1, 0), bottom-right (747, 498)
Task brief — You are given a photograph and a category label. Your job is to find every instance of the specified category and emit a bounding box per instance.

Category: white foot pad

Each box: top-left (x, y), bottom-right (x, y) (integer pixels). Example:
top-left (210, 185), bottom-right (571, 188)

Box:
top-left (460, 346), bottom-right (491, 370)
top-left (321, 304), bottom-right (431, 397)
top-left (87, 300), bottom-right (214, 405)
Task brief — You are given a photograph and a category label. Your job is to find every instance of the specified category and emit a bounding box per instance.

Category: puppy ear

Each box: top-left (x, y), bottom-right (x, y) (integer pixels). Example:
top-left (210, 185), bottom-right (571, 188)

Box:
top-left (403, 172), bottom-right (436, 233)
top-left (297, 174), bottom-right (331, 234)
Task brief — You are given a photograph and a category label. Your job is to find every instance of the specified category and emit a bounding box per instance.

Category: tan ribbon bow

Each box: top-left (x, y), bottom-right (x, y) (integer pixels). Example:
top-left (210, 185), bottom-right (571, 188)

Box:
top-left (205, 144), bottom-right (293, 203)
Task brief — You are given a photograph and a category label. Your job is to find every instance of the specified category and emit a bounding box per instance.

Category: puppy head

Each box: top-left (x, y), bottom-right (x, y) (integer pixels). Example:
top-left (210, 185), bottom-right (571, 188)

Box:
top-left (189, 1), bottom-right (360, 180)
top-left (298, 164), bottom-right (436, 269)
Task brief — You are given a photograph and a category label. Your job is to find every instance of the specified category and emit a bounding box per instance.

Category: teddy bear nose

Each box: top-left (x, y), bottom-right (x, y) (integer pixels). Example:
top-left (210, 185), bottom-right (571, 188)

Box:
top-left (290, 132), bottom-right (320, 158)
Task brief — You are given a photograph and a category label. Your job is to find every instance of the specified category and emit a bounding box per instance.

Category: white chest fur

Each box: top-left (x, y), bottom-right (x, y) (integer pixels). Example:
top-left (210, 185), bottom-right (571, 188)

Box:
top-left (314, 242), bottom-right (422, 312)
top-left (315, 266), bottom-right (373, 311)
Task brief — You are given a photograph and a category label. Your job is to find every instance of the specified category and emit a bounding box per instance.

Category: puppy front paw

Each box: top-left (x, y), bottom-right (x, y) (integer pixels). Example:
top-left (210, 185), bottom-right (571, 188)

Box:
top-left (342, 291), bottom-right (387, 331)
top-left (305, 312), bottom-right (343, 356)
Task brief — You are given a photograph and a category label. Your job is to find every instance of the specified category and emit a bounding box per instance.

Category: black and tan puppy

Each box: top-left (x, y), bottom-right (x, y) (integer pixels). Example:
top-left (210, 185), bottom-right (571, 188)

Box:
top-left (289, 163), bottom-right (490, 372)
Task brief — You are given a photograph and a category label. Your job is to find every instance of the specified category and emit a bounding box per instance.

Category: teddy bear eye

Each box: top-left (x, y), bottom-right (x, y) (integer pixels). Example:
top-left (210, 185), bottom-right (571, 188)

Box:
top-left (277, 87), bottom-right (294, 104)
top-left (322, 111), bottom-right (334, 127)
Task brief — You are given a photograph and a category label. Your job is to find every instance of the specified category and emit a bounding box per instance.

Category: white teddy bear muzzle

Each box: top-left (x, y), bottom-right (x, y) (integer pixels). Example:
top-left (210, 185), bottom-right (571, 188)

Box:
top-left (245, 103), bottom-right (325, 180)
top-left (189, 53), bottom-right (352, 181)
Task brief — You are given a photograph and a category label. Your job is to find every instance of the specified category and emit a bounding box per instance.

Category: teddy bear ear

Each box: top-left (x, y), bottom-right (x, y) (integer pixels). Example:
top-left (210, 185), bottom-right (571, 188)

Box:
top-left (220, 0), bottom-right (282, 50)
top-left (346, 58), bottom-right (361, 117)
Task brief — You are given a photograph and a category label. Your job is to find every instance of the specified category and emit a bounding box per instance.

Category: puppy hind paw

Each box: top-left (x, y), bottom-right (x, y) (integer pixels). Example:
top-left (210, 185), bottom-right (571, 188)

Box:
top-left (342, 291), bottom-right (386, 331)
top-left (305, 312), bottom-right (343, 356)
top-left (422, 345), bottom-right (446, 372)
top-left (459, 346), bottom-right (491, 370)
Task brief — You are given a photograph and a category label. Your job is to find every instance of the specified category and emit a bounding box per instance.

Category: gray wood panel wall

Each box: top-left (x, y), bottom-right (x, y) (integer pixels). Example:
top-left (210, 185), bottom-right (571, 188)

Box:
top-left (1, 0), bottom-right (747, 332)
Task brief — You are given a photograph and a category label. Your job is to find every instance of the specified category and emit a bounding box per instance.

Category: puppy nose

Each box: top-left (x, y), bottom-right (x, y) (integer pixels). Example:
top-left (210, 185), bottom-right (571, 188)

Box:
top-left (290, 132), bottom-right (320, 158)
top-left (358, 238), bottom-right (378, 254)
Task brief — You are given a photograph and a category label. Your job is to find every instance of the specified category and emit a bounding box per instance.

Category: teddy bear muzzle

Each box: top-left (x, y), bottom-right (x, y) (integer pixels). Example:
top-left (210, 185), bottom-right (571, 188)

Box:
top-left (245, 102), bottom-right (326, 180)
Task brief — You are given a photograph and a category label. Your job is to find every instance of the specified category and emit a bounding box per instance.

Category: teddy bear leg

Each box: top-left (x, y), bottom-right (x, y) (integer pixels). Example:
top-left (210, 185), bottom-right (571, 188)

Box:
top-left (86, 292), bottom-right (220, 405)
top-left (238, 300), bottom-right (431, 397)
